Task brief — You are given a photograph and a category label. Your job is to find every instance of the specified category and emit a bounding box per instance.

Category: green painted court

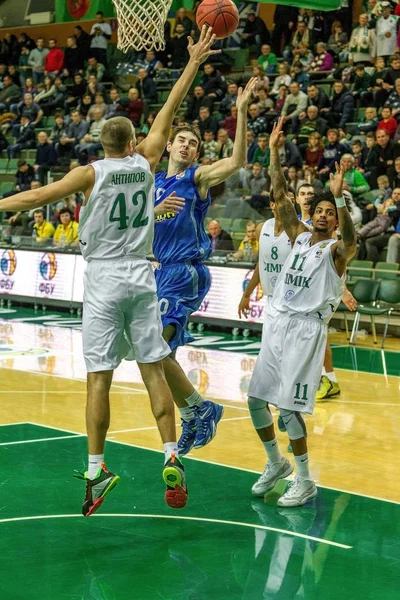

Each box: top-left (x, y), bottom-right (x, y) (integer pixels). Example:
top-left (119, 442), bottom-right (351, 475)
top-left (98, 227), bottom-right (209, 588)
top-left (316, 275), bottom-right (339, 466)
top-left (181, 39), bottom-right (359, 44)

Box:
top-left (1, 422), bottom-right (399, 600)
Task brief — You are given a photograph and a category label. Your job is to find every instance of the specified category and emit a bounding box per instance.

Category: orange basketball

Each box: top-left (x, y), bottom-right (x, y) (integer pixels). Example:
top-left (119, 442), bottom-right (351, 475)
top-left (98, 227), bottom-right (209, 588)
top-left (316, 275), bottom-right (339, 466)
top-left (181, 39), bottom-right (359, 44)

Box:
top-left (196, 0), bottom-right (239, 40)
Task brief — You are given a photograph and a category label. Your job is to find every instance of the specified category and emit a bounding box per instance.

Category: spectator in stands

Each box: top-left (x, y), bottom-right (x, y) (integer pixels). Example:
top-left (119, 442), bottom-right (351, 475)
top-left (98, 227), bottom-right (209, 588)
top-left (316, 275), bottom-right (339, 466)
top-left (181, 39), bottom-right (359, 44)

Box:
top-left (374, 128), bottom-right (400, 186)
top-left (53, 208), bottom-right (79, 247)
top-left (215, 128), bottom-right (233, 159)
top-left (254, 87), bottom-right (274, 115)
top-left (270, 62), bottom-right (291, 97)
top-left (246, 130), bottom-right (258, 163)
top-left (106, 88), bottom-right (122, 119)
top-left (7, 115), bottom-right (35, 158)
top-left (7, 65), bottom-right (19, 87)
top-left (90, 11), bottom-right (112, 65)
top-left (378, 106), bottom-right (398, 139)
top-left (49, 113), bottom-right (67, 144)
top-left (125, 87), bottom-right (143, 127)
top-left (243, 162), bottom-right (267, 196)
top-left (87, 73), bottom-right (105, 96)
top-left (208, 220), bottom-right (234, 252)
top-left (64, 72), bottom-right (87, 111)
top-left (304, 131), bottom-right (324, 168)
top-left (185, 85), bottom-right (213, 122)
top-left (73, 26), bottom-right (91, 62)
top-left (46, 76), bottom-right (66, 112)
top-left (327, 20), bottom-right (348, 61)
top-left (350, 106), bottom-right (379, 136)
top-left (258, 44), bottom-right (278, 74)
top-left (221, 105), bottom-right (237, 140)
top-left (375, 54), bottom-right (400, 107)
top-left (332, 153), bottom-right (370, 196)
top-left (201, 63), bottom-right (227, 99)
top-left (373, 2), bottom-right (399, 62)
top-left (44, 39), bottom-right (64, 78)
top-left (13, 93), bottom-right (43, 132)
top-left (287, 167), bottom-right (305, 193)
top-left (323, 81), bottom-right (355, 130)
top-left (63, 36), bottom-right (85, 80)
top-left (228, 221), bottom-right (259, 262)
top-left (357, 199), bottom-right (395, 263)
top-left (219, 82), bottom-right (238, 117)
top-left (250, 133), bottom-right (269, 167)
top-left (34, 131), bottom-right (58, 184)
top-left (349, 13), bottom-right (374, 65)
top-left (252, 65), bottom-right (269, 91)
top-left (86, 56), bottom-right (105, 83)
top-left (284, 21), bottom-right (313, 62)
top-left (144, 50), bottom-right (163, 76)
top-left (241, 11), bottom-right (270, 47)
top-left (140, 111), bottom-right (155, 134)
top-left (308, 42), bottom-right (334, 73)
top-left (290, 63), bottom-right (310, 92)
top-left (0, 74), bottom-right (21, 112)
top-left (74, 107), bottom-right (106, 164)
top-left (271, 5), bottom-right (298, 56)
top-left (306, 82), bottom-right (330, 112)
top-left (28, 38), bottom-right (49, 85)
top-left (78, 93), bottom-right (94, 119)
top-left (197, 106), bottom-right (219, 137)
top-left (18, 32), bottom-right (35, 53)
top-left (297, 106), bottom-right (327, 148)
top-left (34, 76), bottom-right (57, 115)
top-left (280, 81), bottom-right (308, 133)
top-left (86, 93), bottom-right (108, 121)
top-left (317, 128), bottom-right (345, 181)
top-left (273, 83), bottom-right (288, 115)
top-left (32, 208), bottom-right (54, 244)
top-left (386, 198), bottom-right (400, 263)
top-left (135, 68), bottom-right (158, 105)
top-left (293, 42), bottom-right (314, 71)
top-left (390, 155), bottom-right (400, 188)
top-left (384, 78), bottom-right (400, 115)
top-left (18, 46), bottom-right (32, 86)
top-left (200, 130), bottom-right (217, 163)
top-left (168, 23), bottom-right (190, 69)
top-left (173, 7), bottom-right (193, 36)
top-left (247, 103), bottom-right (268, 136)
top-left (2, 159), bottom-right (35, 199)
top-left (352, 64), bottom-right (373, 103)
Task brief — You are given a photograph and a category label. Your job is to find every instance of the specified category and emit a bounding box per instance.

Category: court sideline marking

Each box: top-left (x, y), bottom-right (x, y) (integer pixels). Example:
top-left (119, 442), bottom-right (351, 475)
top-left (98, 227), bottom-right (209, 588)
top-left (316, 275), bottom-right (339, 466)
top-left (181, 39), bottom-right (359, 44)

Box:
top-left (24, 421), bottom-right (400, 507)
top-left (0, 513), bottom-right (352, 550)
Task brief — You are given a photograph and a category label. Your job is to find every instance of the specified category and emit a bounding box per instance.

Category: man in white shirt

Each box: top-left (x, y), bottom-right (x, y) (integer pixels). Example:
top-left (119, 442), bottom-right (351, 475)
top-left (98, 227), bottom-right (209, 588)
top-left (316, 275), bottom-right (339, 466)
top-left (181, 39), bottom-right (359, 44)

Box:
top-left (90, 11), bottom-right (112, 65)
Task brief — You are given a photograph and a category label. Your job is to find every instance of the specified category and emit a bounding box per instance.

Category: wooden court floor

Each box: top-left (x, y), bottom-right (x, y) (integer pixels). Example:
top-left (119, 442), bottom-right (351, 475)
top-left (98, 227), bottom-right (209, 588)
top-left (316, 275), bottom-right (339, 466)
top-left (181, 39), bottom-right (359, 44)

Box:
top-left (0, 310), bottom-right (399, 599)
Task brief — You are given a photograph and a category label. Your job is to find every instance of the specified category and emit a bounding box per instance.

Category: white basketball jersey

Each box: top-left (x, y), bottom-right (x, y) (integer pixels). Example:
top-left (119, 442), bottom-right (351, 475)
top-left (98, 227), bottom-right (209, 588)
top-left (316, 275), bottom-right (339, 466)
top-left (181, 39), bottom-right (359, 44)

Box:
top-left (259, 218), bottom-right (292, 298)
top-left (79, 154), bottom-right (154, 261)
top-left (271, 232), bottom-right (344, 324)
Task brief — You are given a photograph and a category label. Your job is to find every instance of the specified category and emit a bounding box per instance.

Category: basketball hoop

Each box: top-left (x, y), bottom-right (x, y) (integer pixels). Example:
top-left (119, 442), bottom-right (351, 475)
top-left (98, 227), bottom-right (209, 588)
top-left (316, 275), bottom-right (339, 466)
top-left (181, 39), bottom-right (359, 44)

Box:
top-left (111, 0), bottom-right (173, 51)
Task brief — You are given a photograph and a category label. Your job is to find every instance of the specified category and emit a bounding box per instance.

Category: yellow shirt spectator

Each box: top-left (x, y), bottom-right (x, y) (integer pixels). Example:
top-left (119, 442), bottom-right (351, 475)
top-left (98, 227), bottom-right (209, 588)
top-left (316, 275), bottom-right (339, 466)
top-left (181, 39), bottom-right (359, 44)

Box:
top-left (53, 219), bottom-right (79, 246)
top-left (33, 210), bottom-right (55, 243)
top-left (228, 221), bottom-right (259, 262)
top-left (238, 238), bottom-right (259, 253)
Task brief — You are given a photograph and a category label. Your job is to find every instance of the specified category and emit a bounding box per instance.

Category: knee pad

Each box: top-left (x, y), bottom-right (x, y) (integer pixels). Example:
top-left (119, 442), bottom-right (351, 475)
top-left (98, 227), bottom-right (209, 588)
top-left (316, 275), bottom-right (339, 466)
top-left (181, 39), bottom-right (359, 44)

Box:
top-left (248, 396), bottom-right (273, 430)
top-left (279, 409), bottom-right (307, 440)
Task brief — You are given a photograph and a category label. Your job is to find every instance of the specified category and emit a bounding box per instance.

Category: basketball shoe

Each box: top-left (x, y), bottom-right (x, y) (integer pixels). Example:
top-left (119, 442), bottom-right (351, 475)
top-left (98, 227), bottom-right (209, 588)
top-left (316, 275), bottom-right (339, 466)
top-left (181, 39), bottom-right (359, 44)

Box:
top-left (316, 376), bottom-right (340, 401)
top-left (251, 457), bottom-right (293, 496)
top-left (277, 476), bottom-right (317, 507)
top-left (163, 453), bottom-right (188, 509)
top-left (177, 418), bottom-right (197, 456)
top-left (74, 463), bottom-right (120, 517)
top-left (193, 401), bottom-right (224, 449)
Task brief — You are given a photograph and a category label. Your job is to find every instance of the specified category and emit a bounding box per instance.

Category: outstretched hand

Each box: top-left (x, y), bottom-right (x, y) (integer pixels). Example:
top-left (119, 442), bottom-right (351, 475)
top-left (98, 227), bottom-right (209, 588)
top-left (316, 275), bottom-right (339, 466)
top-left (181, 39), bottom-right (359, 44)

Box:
top-left (329, 161), bottom-right (345, 199)
top-left (187, 26), bottom-right (221, 65)
top-left (236, 77), bottom-right (258, 111)
top-left (238, 294), bottom-right (251, 319)
top-left (269, 117), bottom-right (285, 149)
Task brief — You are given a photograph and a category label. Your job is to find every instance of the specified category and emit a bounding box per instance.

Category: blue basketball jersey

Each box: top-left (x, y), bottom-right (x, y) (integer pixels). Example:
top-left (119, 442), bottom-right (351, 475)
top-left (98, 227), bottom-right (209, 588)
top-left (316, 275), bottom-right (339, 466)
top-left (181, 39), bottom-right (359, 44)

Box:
top-left (153, 167), bottom-right (211, 265)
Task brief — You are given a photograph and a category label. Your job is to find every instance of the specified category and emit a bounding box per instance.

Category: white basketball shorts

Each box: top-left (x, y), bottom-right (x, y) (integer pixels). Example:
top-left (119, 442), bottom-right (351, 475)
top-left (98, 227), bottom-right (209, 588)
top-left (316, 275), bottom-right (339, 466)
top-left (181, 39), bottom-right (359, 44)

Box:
top-left (248, 311), bottom-right (327, 414)
top-left (82, 258), bottom-right (170, 372)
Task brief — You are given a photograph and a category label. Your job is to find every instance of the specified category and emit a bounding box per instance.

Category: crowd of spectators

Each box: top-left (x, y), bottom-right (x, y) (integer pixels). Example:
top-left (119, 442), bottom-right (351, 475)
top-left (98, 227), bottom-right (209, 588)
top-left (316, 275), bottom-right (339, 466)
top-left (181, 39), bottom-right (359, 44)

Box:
top-left (0, 5), bottom-right (399, 263)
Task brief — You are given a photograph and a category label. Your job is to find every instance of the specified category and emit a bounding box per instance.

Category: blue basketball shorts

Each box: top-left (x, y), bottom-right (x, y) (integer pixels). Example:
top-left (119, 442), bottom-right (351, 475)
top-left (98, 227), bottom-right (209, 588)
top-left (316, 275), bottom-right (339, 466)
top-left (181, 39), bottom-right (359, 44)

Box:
top-left (155, 260), bottom-right (211, 351)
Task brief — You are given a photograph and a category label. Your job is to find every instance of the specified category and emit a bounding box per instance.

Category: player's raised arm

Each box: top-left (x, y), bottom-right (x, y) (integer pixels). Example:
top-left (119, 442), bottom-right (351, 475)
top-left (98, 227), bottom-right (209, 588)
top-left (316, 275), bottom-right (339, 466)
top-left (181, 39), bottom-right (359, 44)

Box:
top-left (329, 161), bottom-right (357, 276)
top-left (269, 117), bottom-right (307, 245)
top-left (136, 26), bottom-right (220, 171)
top-left (194, 77), bottom-right (257, 197)
top-left (0, 166), bottom-right (94, 212)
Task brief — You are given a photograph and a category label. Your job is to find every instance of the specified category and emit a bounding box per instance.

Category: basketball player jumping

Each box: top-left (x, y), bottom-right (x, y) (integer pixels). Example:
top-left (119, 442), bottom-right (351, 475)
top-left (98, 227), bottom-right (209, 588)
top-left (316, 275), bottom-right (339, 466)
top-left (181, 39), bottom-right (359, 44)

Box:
top-left (0, 27), bottom-right (220, 515)
top-left (151, 77), bottom-right (257, 456)
top-left (246, 117), bottom-right (357, 507)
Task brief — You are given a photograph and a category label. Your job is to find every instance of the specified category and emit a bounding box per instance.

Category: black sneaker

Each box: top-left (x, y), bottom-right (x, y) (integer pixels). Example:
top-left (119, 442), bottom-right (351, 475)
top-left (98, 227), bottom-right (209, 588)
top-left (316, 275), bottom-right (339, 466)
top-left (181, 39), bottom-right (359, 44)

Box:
top-left (74, 463), bottom-right (120, 517)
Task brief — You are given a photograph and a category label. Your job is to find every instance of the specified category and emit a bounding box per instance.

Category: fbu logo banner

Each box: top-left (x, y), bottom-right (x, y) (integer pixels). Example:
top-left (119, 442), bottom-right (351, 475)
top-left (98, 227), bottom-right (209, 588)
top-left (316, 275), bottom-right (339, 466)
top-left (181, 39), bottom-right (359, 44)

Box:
top-left (38, 252), bottom-right (57, 295)
top-left (0, 249), bottom-right (17, 290)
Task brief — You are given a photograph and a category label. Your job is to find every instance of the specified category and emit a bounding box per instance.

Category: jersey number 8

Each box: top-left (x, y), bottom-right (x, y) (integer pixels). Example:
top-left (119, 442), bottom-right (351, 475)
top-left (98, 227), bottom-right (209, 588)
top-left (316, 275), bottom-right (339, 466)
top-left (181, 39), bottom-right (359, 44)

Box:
top-left (109, 191), bottom-right (148, 230)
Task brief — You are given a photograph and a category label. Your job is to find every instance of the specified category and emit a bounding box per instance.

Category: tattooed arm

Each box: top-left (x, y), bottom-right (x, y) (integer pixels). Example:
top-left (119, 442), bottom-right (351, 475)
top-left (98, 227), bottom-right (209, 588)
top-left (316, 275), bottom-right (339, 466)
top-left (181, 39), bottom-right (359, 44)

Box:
top-left (329, 161), bottom-right (357, 277)
top-left (269, 117), bottom-right (308, 245)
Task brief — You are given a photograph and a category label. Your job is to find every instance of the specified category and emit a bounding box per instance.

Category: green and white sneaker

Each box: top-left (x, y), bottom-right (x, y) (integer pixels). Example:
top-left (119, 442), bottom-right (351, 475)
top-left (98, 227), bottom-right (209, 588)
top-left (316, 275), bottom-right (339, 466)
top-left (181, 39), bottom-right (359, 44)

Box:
top-left (251, 457), bottom-right (294, 497)
top-left (74, 463), bottom-right (120, 517)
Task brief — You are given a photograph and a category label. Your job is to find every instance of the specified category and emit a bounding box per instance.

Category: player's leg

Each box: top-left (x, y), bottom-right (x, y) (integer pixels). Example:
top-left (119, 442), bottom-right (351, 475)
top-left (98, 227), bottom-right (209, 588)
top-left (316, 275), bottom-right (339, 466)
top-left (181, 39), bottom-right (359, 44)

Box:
top-left (316, 342), bottom-right (340, 400)
top-left (276, 317), bottom-right (326, 507)
top-left (157, 263), bottom-right (223, 454)
top-left (247, 314), bottom-right (293, 496)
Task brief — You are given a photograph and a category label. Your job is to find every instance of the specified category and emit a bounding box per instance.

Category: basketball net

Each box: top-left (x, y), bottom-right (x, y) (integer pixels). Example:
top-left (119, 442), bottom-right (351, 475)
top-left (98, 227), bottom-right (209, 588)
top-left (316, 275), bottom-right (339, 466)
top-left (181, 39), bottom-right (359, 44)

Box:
top-left (112, 0), bottom-right (173, 51)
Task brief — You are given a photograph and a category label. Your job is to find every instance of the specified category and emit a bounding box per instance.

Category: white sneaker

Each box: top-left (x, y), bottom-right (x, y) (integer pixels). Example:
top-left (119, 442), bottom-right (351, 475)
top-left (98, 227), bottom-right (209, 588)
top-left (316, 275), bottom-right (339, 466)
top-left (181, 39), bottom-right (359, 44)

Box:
top-left (251, 457), bottom-right (294, 496)
top-left (277, 476), bottom-right (317, 507)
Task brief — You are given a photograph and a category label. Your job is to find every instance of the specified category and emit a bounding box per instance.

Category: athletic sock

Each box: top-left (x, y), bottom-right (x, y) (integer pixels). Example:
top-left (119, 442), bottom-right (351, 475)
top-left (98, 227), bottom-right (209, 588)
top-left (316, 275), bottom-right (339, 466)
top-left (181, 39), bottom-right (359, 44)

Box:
top-left (178, 405), bottom-right (196, 422)
top-left (88, 454), bottom-right (104, 479)
top-left (262, 438), bottom-right (283, 464)
top-left (326, 371), bottom-right (337, 383)
top-left (164, 442), bottom-right (179, 464)
top-left (294, 452), bottom-right (311, 480)
top-left (185, 390), bottom-right (205, 408)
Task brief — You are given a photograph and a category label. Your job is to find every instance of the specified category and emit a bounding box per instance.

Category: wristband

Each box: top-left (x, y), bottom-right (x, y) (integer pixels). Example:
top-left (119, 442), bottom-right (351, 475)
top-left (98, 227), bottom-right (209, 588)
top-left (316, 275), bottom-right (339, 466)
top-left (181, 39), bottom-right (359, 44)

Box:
top-left (335, 196), bottom-right (345, 209)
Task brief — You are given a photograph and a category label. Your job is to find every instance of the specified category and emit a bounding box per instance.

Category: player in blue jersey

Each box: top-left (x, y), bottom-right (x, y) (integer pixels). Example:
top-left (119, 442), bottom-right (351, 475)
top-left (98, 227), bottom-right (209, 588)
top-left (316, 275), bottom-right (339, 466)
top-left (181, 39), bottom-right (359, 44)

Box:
top-left (152, 78), bottom-right (257, 456)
